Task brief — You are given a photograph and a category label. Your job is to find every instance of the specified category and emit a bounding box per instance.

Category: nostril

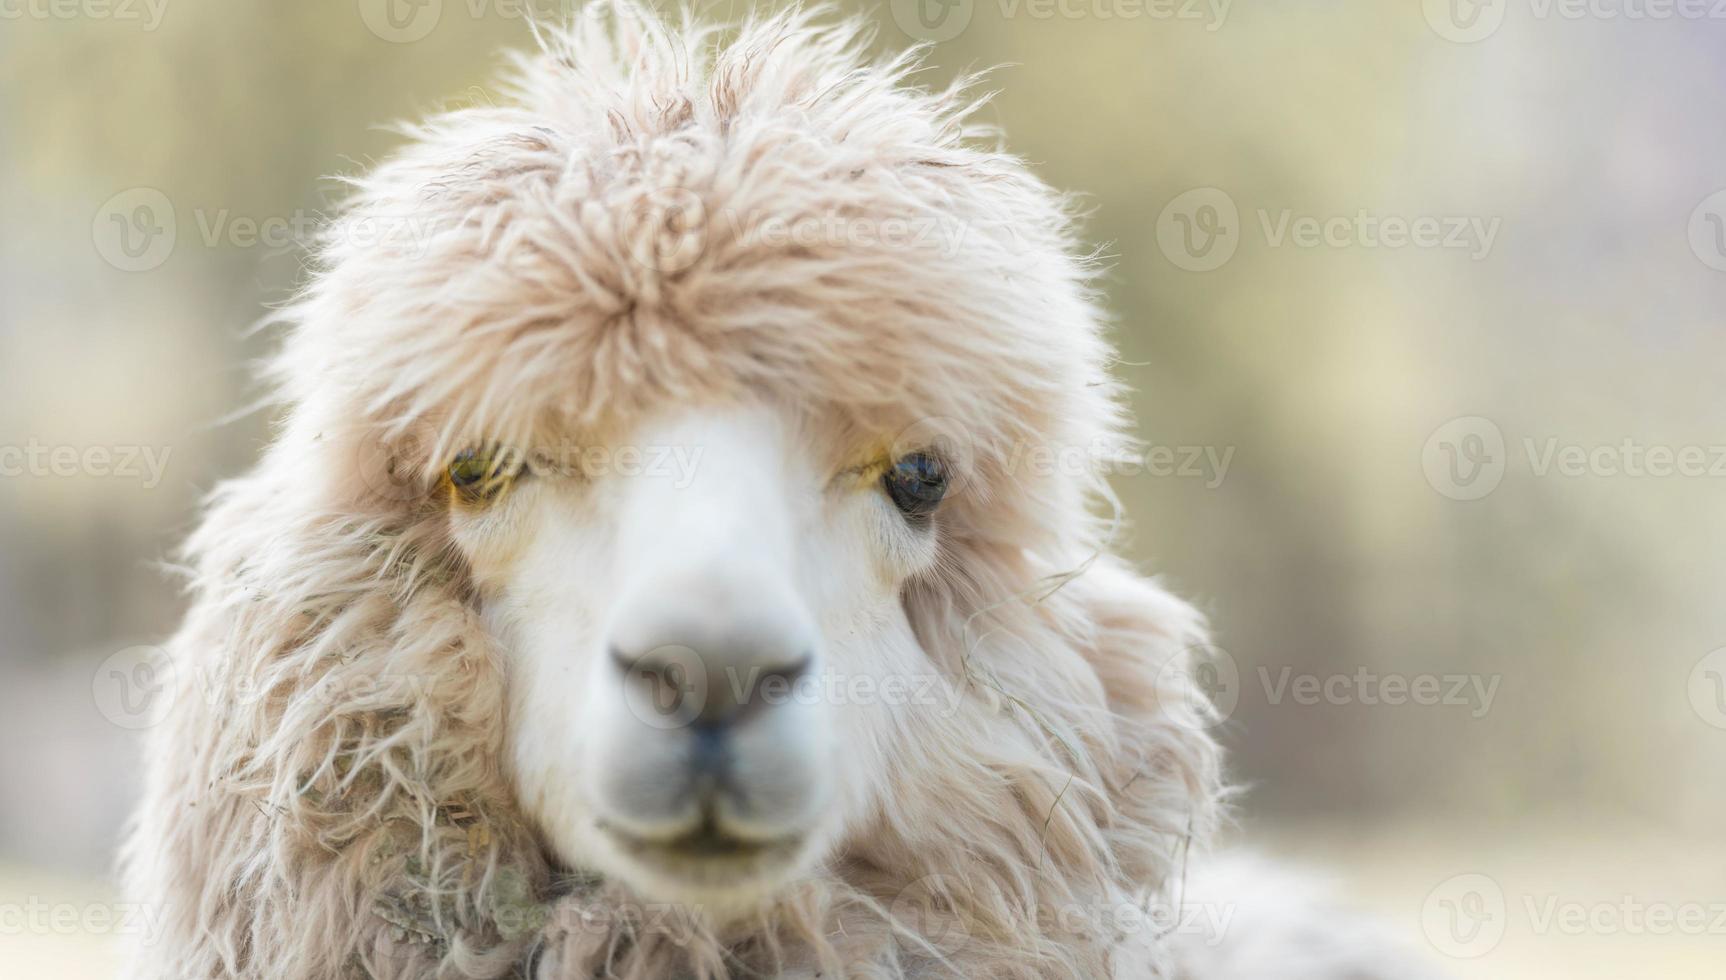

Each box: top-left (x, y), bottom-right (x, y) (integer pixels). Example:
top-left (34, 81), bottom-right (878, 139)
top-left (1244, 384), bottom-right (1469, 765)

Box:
top-left (612, 643), bottom-right (710, 729)
top-left (697, 649), bottom-right (816, 727)
top-left (610, 637), bottom-right (816, 729)
top-left (756, 651), bottom-right (813, 690)
top-left (608, 644), bottom-right (637, 675)
top-left (722, 651), bottom-right (813, 723)
top-left (612, 643), bottom-right (701, 684)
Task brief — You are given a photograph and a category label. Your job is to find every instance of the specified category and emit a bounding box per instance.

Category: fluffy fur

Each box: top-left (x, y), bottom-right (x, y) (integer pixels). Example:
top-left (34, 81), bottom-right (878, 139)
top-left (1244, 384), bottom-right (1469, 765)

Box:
top-left (121, 5), bottom-right (1425, 978)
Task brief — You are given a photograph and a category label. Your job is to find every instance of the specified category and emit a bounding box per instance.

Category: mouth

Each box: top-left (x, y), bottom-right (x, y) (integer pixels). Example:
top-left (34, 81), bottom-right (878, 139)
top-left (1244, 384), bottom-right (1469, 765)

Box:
top-left (601, 818), bottom-right (805, 885)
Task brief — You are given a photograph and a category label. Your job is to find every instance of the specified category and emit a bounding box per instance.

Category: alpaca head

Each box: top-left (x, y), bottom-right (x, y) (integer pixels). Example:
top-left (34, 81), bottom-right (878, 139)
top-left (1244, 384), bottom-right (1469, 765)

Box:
top-left (455, 401), bottom-right (962, 910)
top-left (187, 6), bottom-right (1221, 967)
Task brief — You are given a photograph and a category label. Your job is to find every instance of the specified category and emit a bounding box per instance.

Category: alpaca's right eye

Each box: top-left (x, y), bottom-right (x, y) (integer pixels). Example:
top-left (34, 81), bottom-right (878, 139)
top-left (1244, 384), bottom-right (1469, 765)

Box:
top-left (446, 447), bottom-right (520, 504)
top-left (883, 451), bottom-right (948, 518)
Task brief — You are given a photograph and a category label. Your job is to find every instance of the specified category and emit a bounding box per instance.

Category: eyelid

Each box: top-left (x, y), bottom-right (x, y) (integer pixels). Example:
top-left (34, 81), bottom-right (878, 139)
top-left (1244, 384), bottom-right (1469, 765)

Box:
top-left (829, 448), bottom-right (950, 496)
top-left (447, 446), bottom-right (526, 504)
top-left (829, 456), bottom-right (891, 491)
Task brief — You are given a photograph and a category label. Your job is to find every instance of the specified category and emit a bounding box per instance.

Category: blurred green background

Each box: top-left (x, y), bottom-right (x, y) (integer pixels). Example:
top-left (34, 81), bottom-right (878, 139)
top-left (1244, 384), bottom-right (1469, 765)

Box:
top-left (2, 1), bottom-right (1724, 976)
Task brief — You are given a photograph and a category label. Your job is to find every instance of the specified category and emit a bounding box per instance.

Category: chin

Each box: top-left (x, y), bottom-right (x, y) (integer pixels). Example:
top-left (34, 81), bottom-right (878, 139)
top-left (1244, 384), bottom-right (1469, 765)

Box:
top-left (591, 821), bottom-right (824, 913)
top-left (517, 776), bottom-right (842, 920)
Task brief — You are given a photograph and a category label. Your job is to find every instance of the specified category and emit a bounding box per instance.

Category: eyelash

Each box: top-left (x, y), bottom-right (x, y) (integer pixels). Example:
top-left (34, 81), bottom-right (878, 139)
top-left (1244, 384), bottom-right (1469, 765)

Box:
top-left (445, 447), bottom-right (525, 505)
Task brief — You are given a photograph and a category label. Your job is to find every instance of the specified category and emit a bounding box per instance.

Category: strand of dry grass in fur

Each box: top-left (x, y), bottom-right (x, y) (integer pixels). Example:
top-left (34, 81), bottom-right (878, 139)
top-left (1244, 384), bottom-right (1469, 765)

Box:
top-left (1150, 813), bottom-right (1196, 943)
top-left (946, 537), bottom-right (1129, 905)
top-left (952, 506), bottom-right (1123, 764)
top-left (944, 491), bottom-right (1218, 941)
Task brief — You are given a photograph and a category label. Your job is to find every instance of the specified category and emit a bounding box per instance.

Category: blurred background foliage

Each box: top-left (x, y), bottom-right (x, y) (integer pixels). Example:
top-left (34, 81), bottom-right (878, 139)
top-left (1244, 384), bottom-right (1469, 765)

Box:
top-left (2, 1), bottom-right (1724, 976)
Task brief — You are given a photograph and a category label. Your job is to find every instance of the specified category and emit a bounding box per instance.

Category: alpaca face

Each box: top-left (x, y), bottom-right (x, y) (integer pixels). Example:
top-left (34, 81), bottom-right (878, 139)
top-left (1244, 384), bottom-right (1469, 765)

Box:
top-left (448, 402), bottom-right (950, 912)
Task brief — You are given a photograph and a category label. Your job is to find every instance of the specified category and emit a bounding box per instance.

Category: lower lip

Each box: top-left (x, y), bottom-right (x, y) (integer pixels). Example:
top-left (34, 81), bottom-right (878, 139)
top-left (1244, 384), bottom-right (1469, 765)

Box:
top-left (606, 826), bottom-right (803, 873)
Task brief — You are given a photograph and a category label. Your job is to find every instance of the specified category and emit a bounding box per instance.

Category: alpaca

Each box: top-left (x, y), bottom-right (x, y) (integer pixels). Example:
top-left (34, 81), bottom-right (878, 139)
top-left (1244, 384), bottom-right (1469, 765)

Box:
top-left (121, 4), bottom-right (1435, 977)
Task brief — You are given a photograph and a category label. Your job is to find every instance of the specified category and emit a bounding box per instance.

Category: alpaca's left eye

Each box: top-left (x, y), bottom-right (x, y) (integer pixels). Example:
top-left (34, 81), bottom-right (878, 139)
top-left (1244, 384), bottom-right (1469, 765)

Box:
top-left (883, 452), bottom-right (948, 518)
top-left (447, 447), bottom-right (521, 504)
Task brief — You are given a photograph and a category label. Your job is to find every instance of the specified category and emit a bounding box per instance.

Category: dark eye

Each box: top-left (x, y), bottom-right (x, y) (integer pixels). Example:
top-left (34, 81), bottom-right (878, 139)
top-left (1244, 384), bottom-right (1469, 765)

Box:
top-left (447, 447), bottom-right (520, 504)
top-left (883, 452), bottom-right (948, 518)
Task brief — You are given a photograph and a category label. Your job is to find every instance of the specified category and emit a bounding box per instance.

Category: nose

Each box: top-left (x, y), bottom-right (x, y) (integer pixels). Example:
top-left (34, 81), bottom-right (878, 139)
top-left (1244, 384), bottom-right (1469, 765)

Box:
top-left (611, 641), bottom-right (813, 730)
top-left (607, 569), bottom-right (818, 735)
